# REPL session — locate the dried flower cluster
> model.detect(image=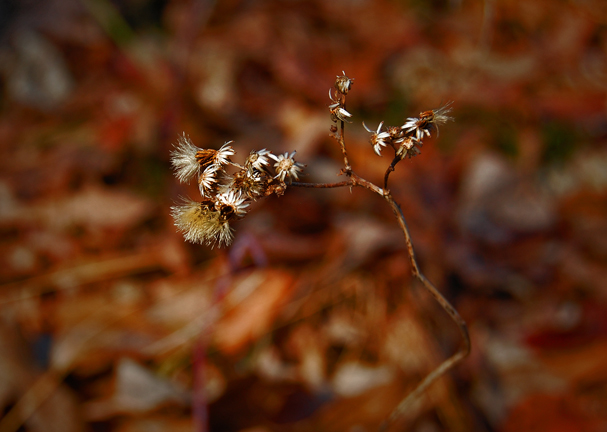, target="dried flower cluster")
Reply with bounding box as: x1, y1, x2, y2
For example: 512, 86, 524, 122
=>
170, 135, 304, 247
171, 71, 452, 249
329, 71, 354, 123
362, 102, 453, 159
